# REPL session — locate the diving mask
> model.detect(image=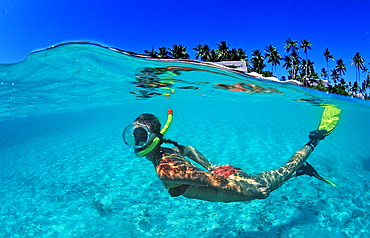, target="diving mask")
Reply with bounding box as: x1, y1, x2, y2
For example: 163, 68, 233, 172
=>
123, 109, 173, 157
122, 123, 157, 149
